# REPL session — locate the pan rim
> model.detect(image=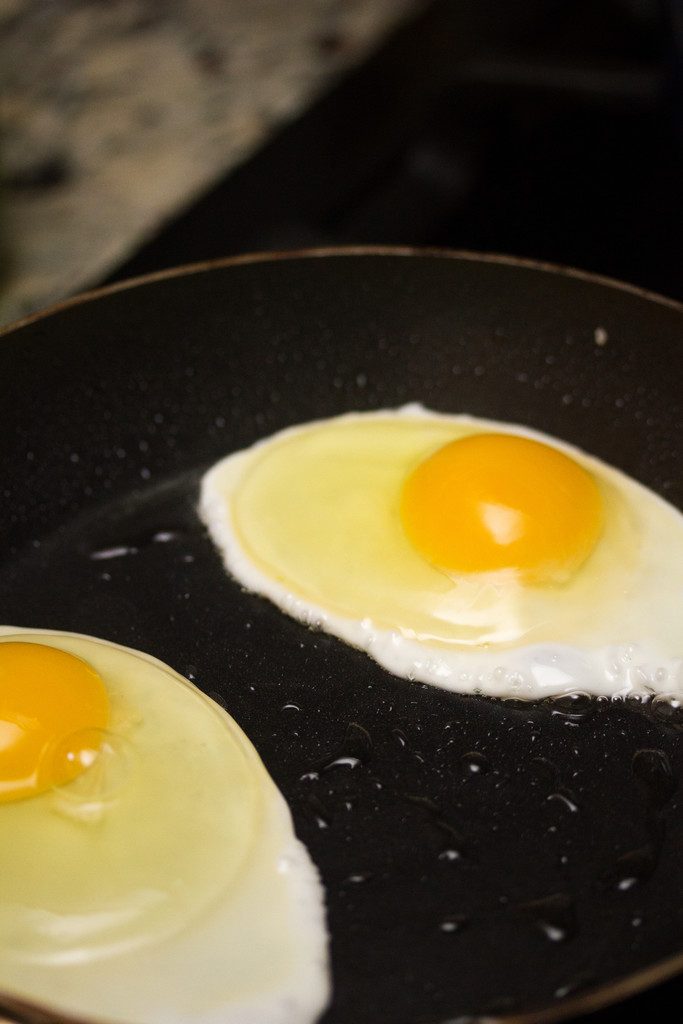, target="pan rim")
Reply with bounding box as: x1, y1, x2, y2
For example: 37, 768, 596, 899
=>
1, 244, 681, 341
1, 910, 682, 1023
